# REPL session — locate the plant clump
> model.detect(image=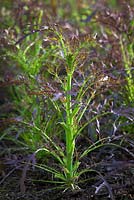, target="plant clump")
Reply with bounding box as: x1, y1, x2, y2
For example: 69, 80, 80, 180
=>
0, 1, 134, 200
